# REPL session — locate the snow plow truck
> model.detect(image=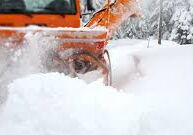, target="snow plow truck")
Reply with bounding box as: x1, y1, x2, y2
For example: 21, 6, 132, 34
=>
0, 0, 139, 86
